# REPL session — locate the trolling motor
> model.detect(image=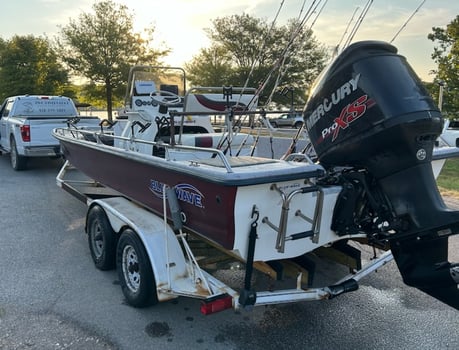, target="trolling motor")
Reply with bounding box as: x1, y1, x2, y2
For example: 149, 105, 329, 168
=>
304, 41, 459, 310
